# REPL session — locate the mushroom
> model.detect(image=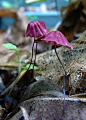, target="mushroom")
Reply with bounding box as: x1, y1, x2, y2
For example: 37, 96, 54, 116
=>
26, 21, 47, 72
26, 21, 73, 117
35, 31, 73, 116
